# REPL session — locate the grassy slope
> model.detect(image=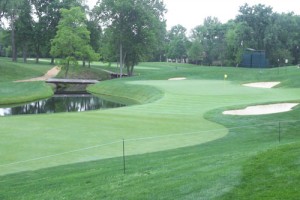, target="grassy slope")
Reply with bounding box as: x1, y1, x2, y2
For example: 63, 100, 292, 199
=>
0, 58, 53, 82
0, 62, 300, 199
0, 58, 54, 105
220, 142, 300, 200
